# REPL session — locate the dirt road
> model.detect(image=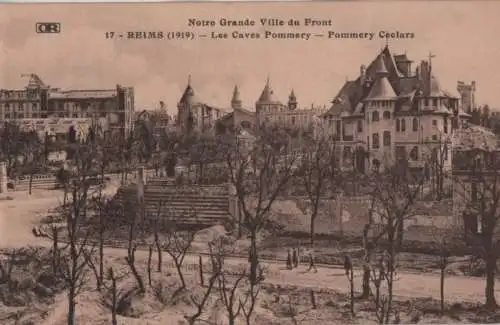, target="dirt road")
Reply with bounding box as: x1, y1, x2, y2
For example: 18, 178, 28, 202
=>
0, 187, 497, 306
